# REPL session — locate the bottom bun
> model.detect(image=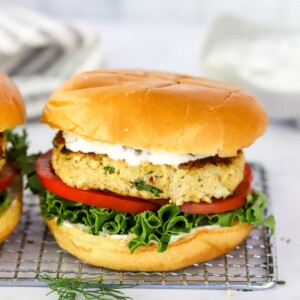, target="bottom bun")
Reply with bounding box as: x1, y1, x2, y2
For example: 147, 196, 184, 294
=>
0, 177, 23, 244
47, 218, 253, 271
